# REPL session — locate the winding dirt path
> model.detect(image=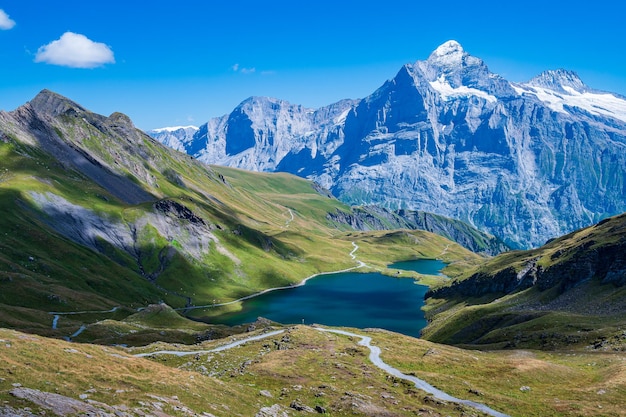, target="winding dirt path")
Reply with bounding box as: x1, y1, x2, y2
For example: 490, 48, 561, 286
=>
49, 306, 120, 316
133, 329, 286, 358
49, 307, 120, 333
316, 328, 510, 417
284, 209, 294, 227
135, 326, 510, 417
